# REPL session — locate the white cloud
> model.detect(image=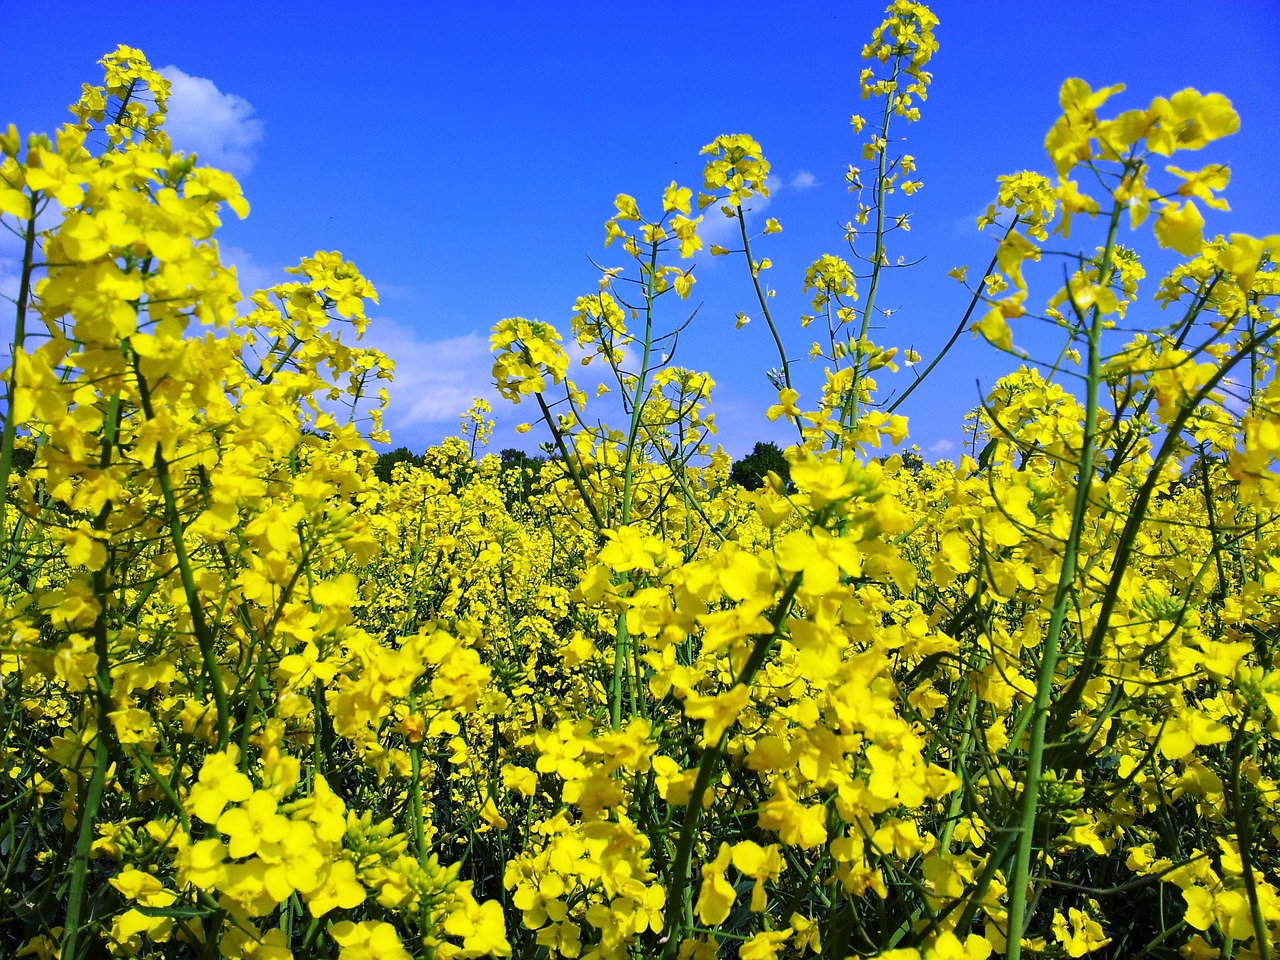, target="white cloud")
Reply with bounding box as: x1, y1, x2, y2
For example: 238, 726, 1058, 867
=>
358, 318, 496, 433
219, 244, 278, 298
790, 170, 818, 190
159, 66, 263, 175
954, 206, 993, 240
928, 438, 957, 456
697, 174, 782, 250
0, 243, 22, 306
758, 174, 782, 211
696, 206, 742, 250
